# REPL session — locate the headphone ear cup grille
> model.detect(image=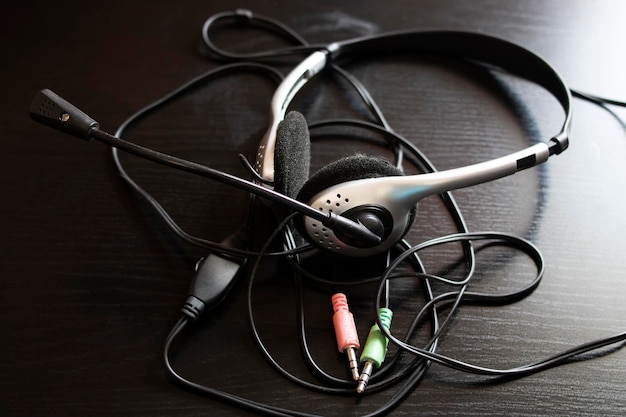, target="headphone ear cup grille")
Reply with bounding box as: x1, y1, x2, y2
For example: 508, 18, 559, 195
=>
274, 111, 311, 199
296, 154, 418, 247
